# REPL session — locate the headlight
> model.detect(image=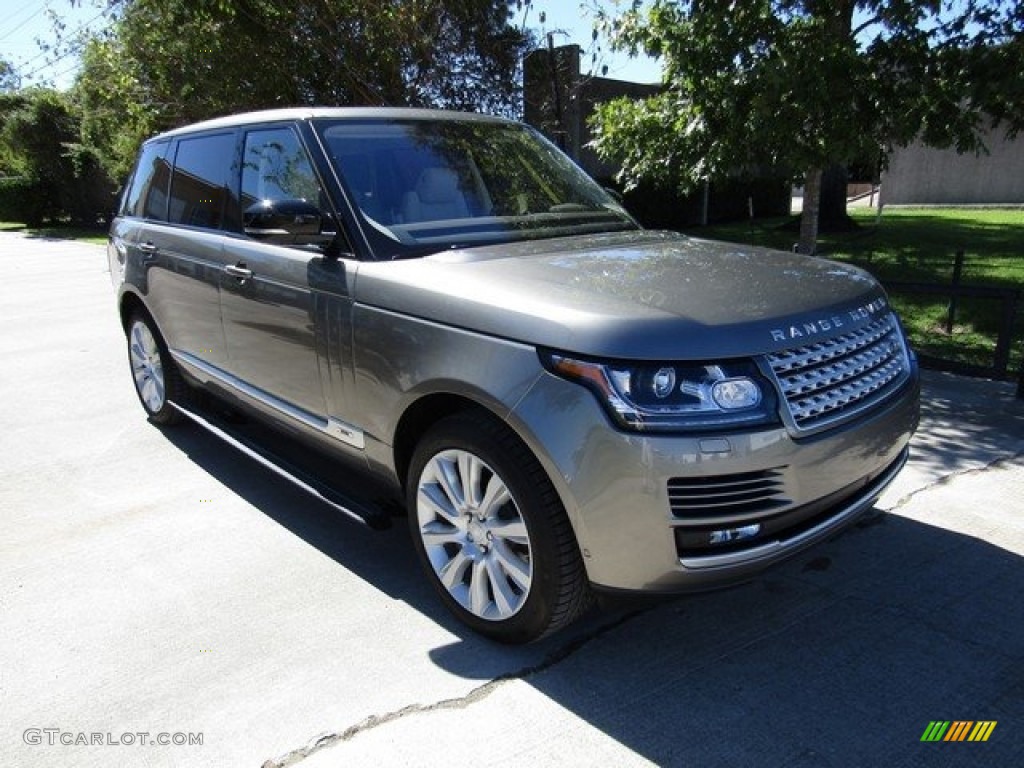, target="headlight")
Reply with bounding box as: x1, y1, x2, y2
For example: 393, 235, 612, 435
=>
542, 352, 780, 433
